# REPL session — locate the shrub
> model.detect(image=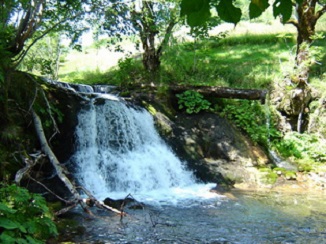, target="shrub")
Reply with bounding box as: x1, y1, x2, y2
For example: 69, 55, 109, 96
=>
0, 184, 58, 243
176, 90, 211, 114
219, 100, 280, 147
